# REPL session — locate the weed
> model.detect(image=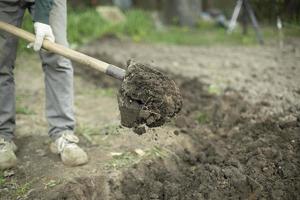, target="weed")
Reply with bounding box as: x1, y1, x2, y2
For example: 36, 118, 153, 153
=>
208, 84, 221, 95
76, 123, 120, 145
15, 181, 32, 198
16, 106, 35, 115
121, 9, 153, 42
105, 146, 172, 169
76, 124, 99, 143
19, 11, 34, 52
44, 179, 61, 189
196, 112, 208, 124
105, 152, 140, 169
0, 171, 5, 186
145, 145, 168, 159
16, 95, 35, 115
